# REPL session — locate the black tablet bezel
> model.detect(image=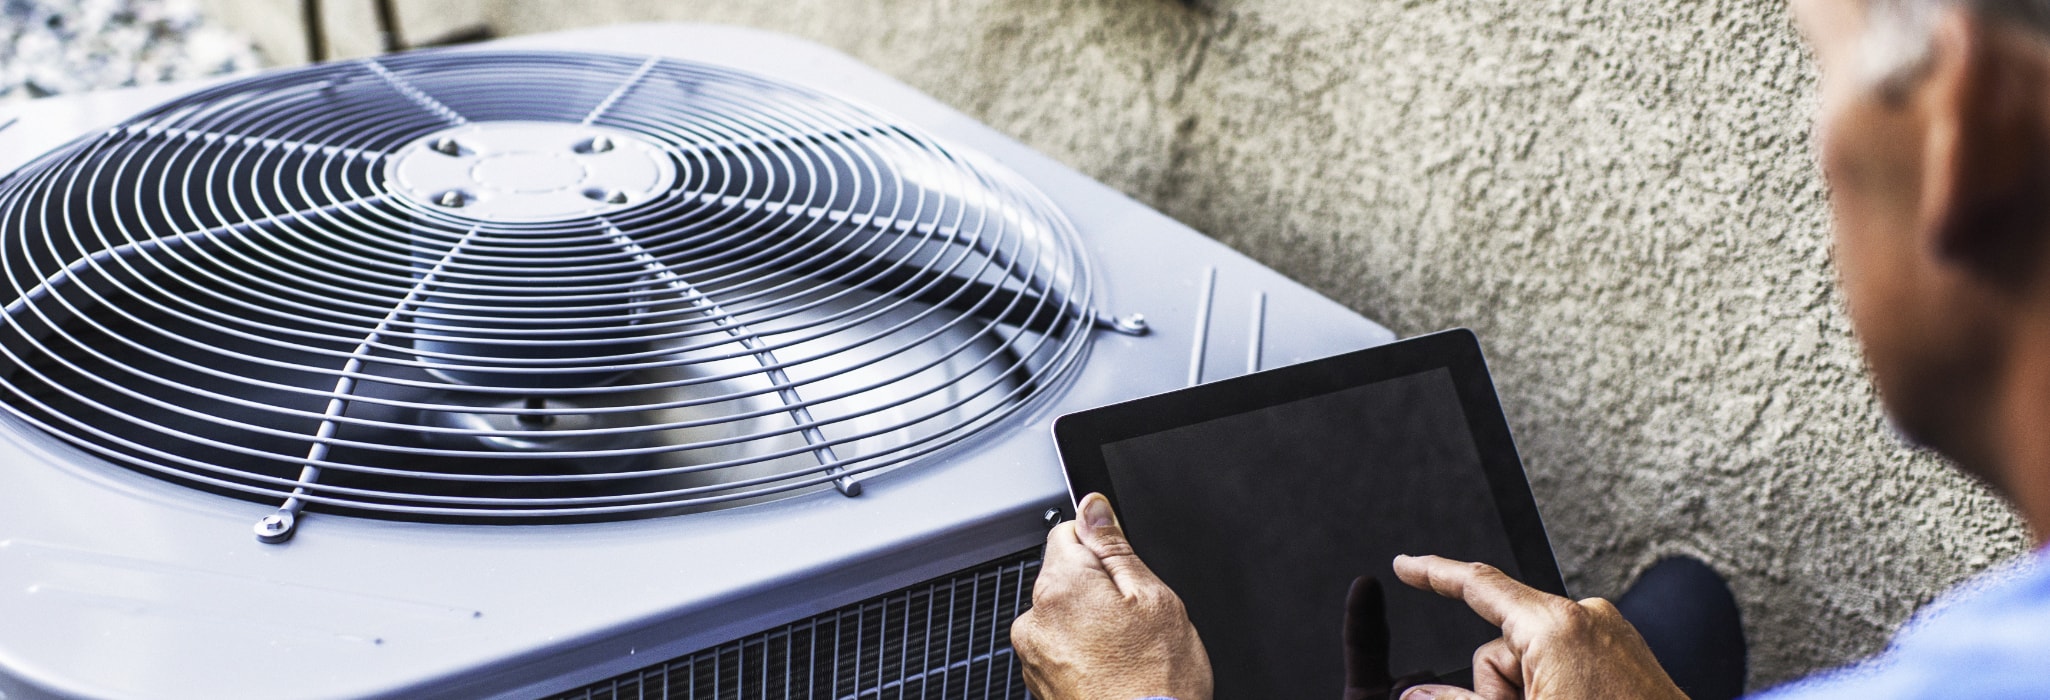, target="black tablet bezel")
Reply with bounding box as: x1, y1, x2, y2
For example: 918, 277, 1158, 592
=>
1052, 327, 1567, 600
